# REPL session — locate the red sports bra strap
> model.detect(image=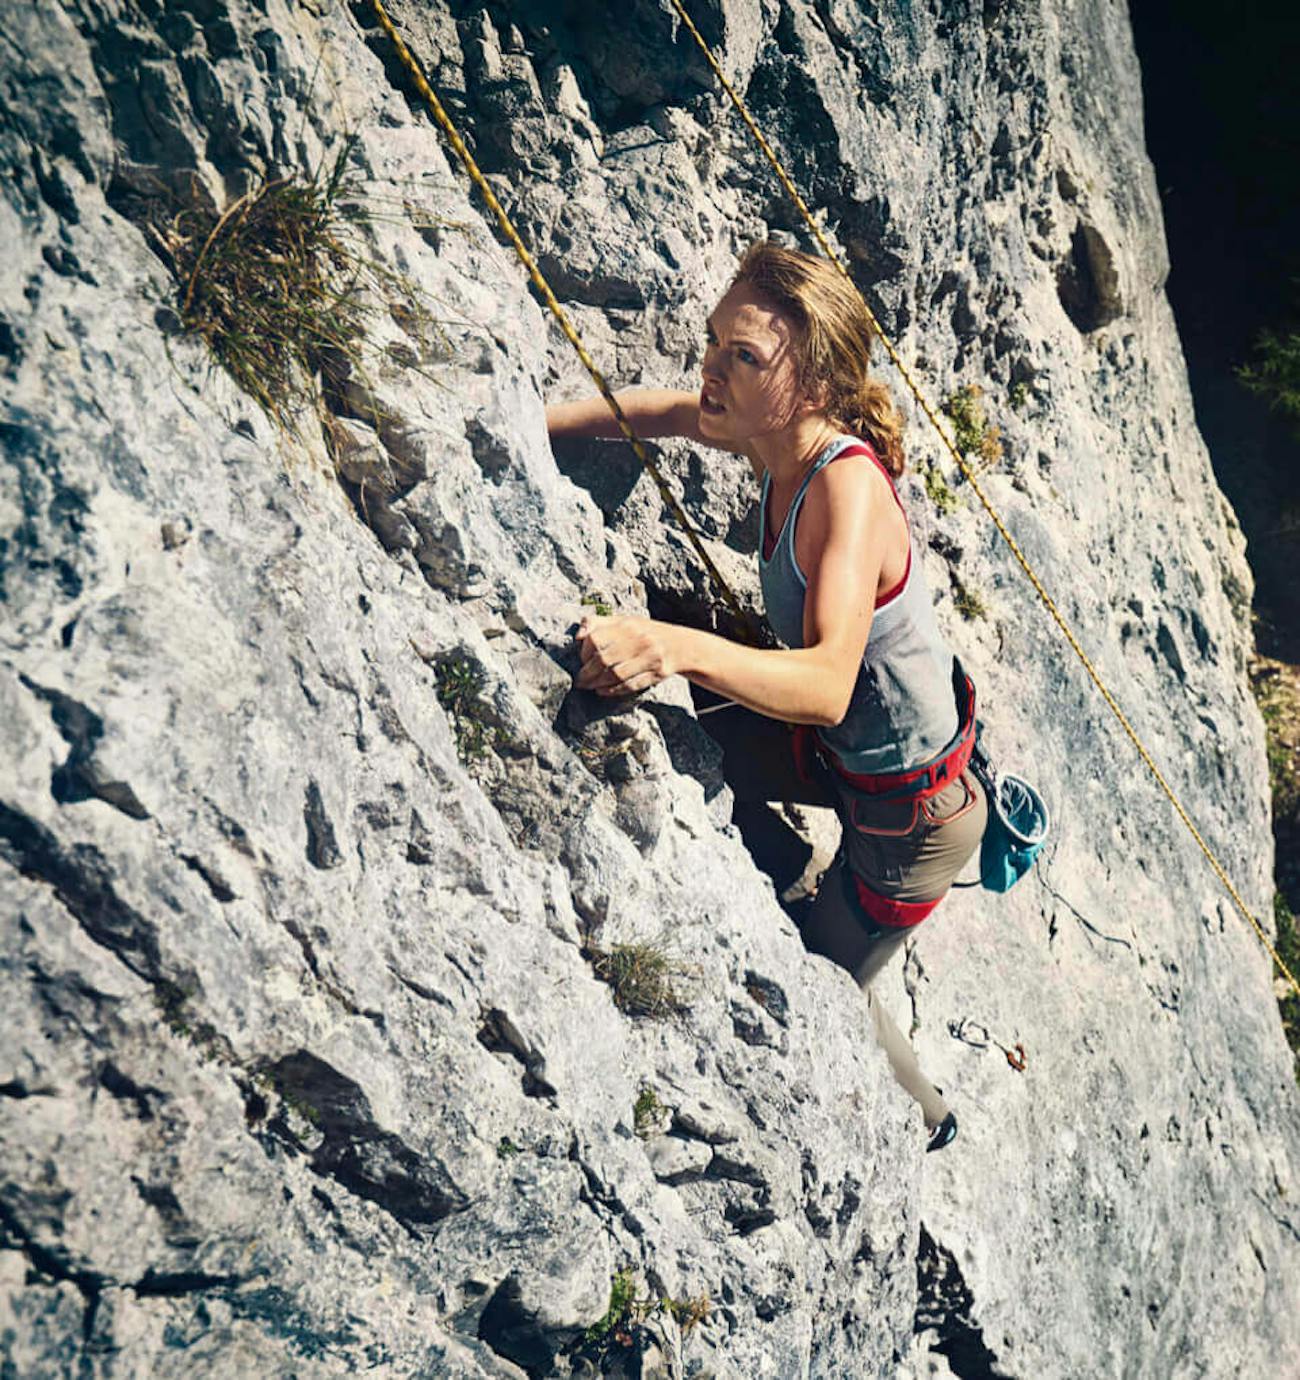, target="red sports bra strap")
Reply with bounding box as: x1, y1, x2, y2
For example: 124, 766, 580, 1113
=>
827, 441, 906, 518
